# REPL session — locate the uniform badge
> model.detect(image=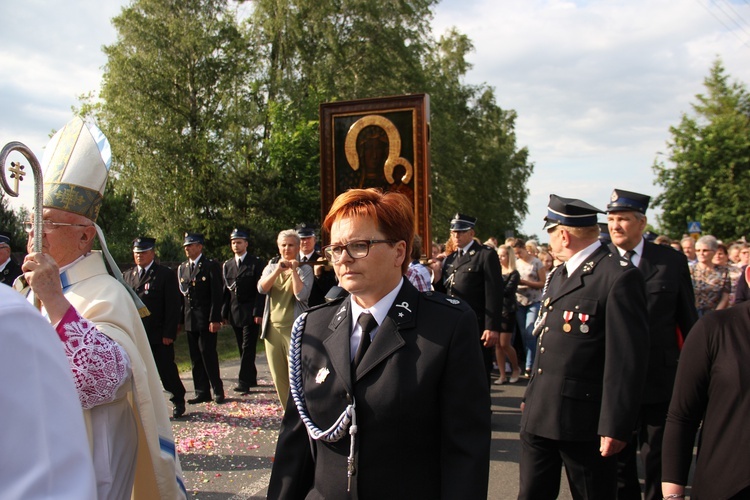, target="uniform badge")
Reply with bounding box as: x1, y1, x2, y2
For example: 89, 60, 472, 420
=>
315, 367, 330, 384
619, 260, 628, 267
582, 261, 595, 273
446, 298, 460, 304
395, 301, 412, 313
469, 250, 476, 256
